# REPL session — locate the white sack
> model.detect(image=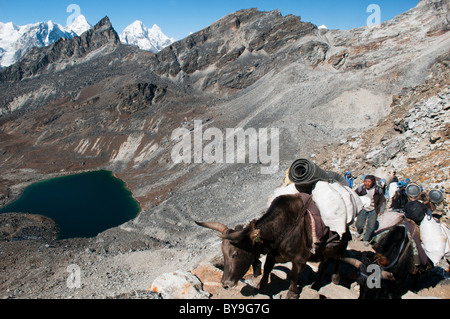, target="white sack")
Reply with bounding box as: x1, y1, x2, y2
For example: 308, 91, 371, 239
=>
329, 183, 361, 225
388, 182, 399, 199
267, 183, 298, 208
268, 181, 362, 237
420, 216, 448, 265
312, 181, 348, 237
377, 210, 404, 231
440, 223, 450, 258
329, 182, 353, 224
347, 186, 364, 219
